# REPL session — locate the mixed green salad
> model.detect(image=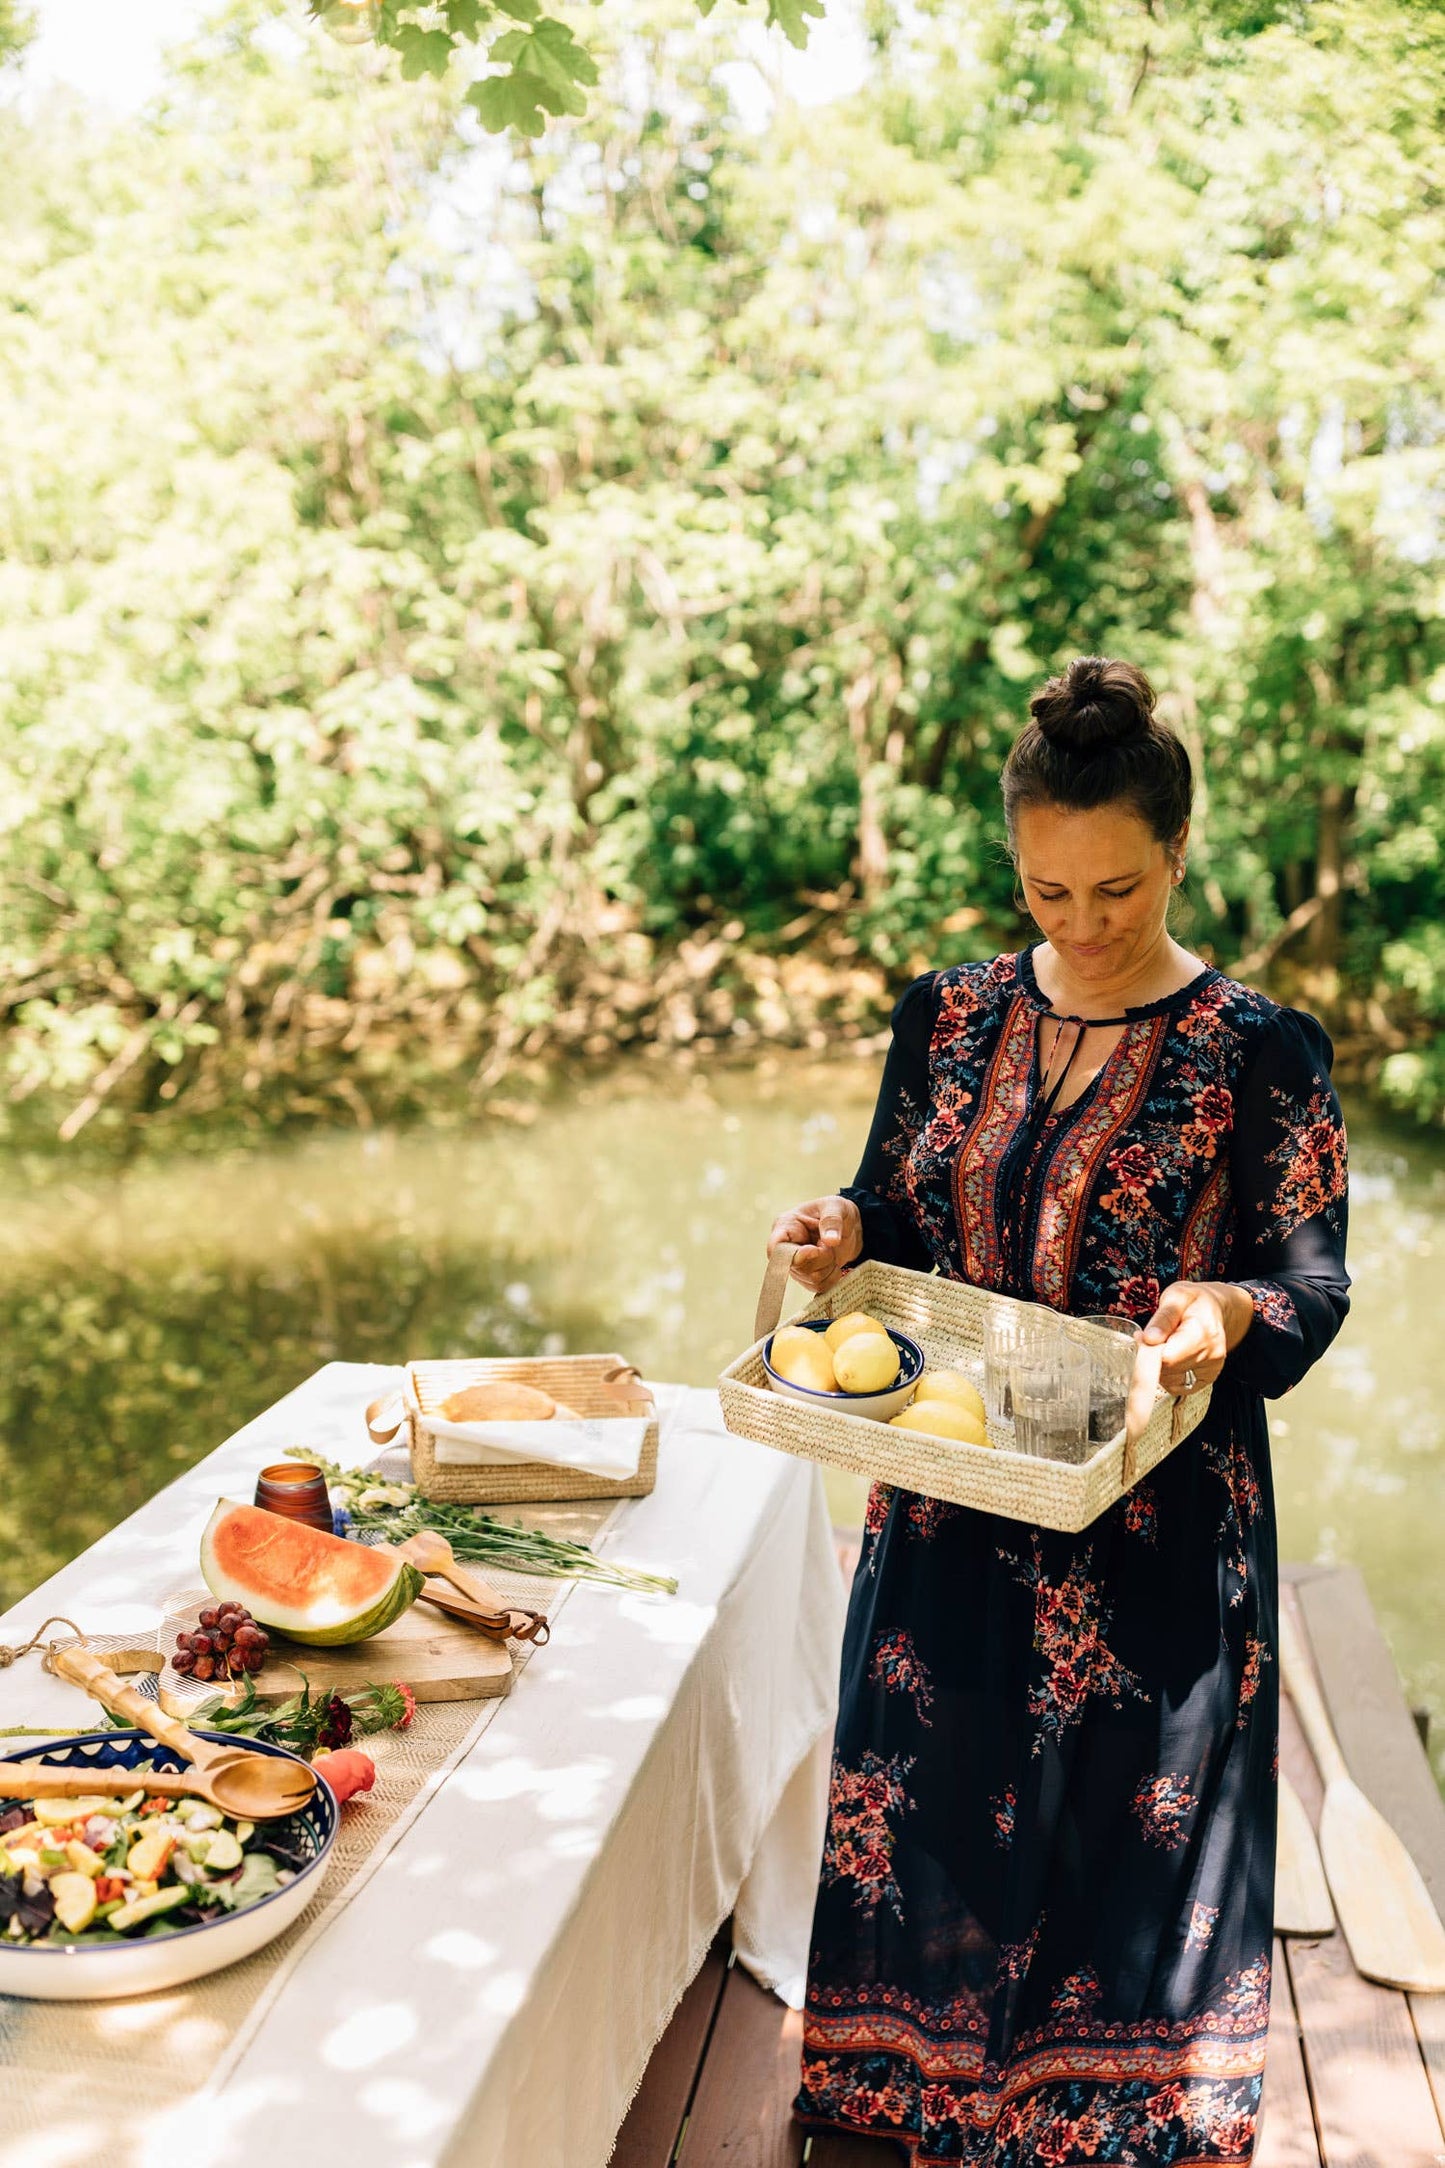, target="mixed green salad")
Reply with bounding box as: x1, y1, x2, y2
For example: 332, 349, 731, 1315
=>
0, 1770, 309, 1944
